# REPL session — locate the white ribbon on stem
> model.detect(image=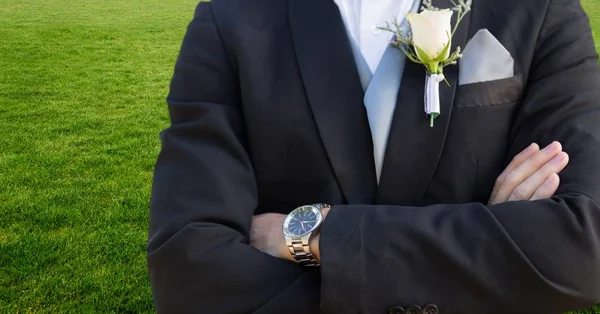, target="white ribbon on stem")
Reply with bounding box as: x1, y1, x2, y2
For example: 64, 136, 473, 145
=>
424, 73, 445, 127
